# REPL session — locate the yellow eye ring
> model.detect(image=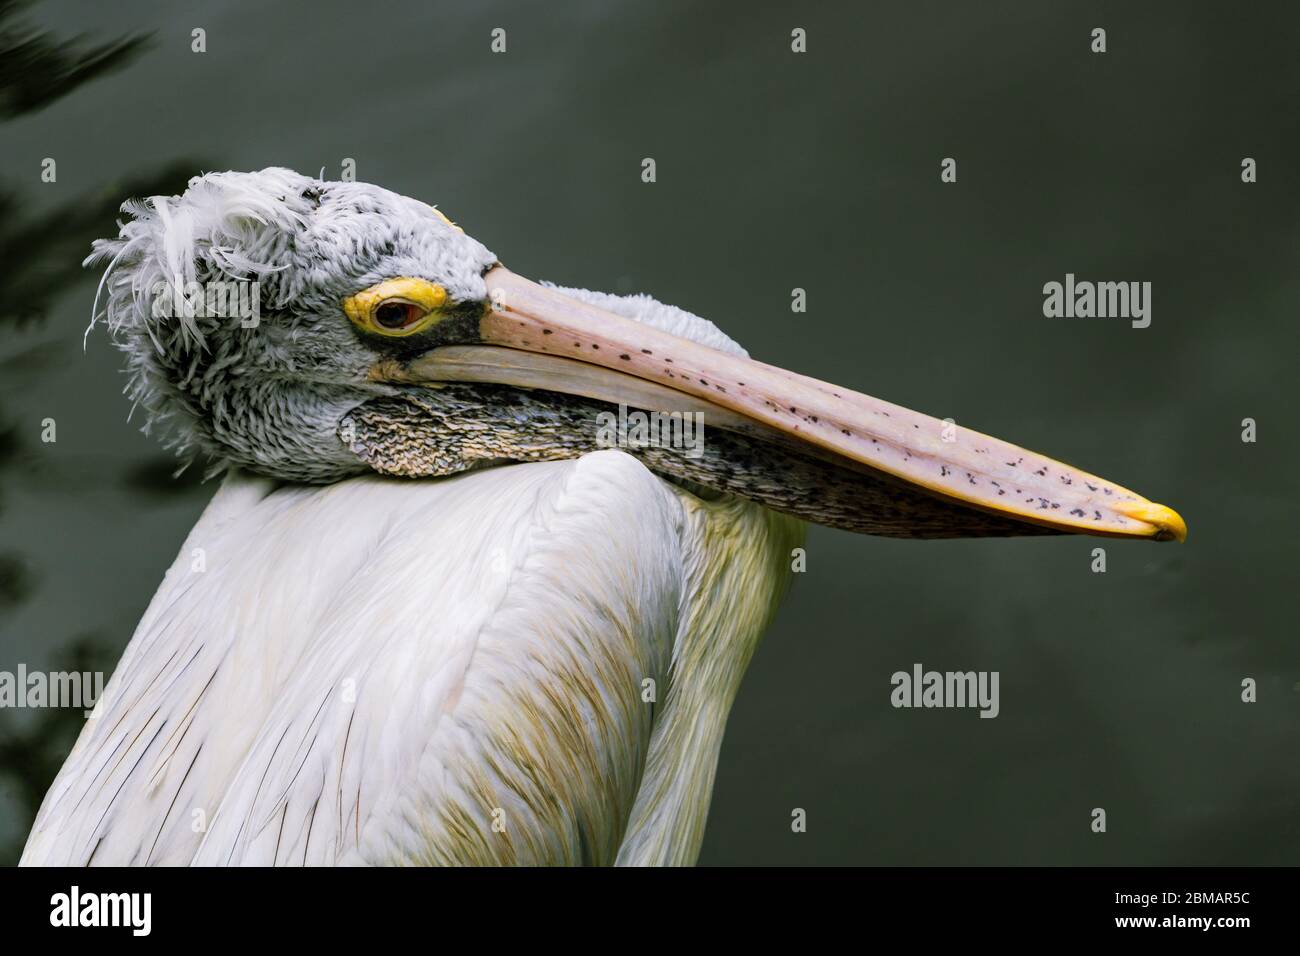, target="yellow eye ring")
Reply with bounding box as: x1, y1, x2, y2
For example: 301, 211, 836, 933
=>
343, 277, 448, 336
